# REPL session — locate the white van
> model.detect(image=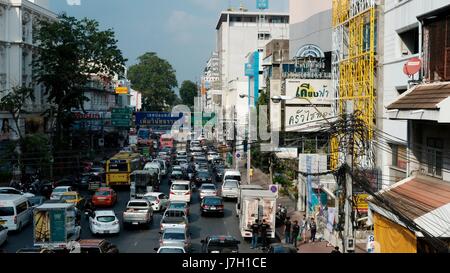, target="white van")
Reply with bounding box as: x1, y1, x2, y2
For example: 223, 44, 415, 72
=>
0, 194, 32, 232
144, 162, 162, 181
169, 181, 191, 203
223, 170, 242, 184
